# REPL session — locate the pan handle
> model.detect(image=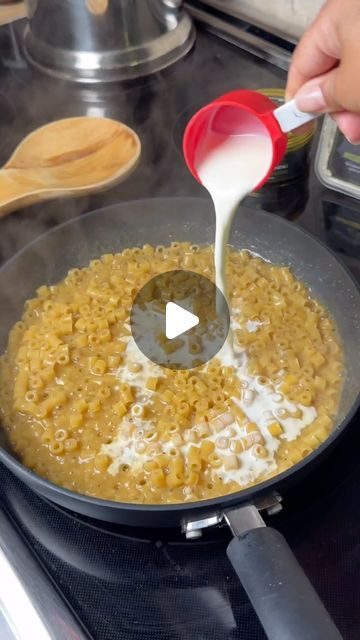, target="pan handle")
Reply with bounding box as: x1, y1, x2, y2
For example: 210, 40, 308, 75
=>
225, 506, 343, 640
